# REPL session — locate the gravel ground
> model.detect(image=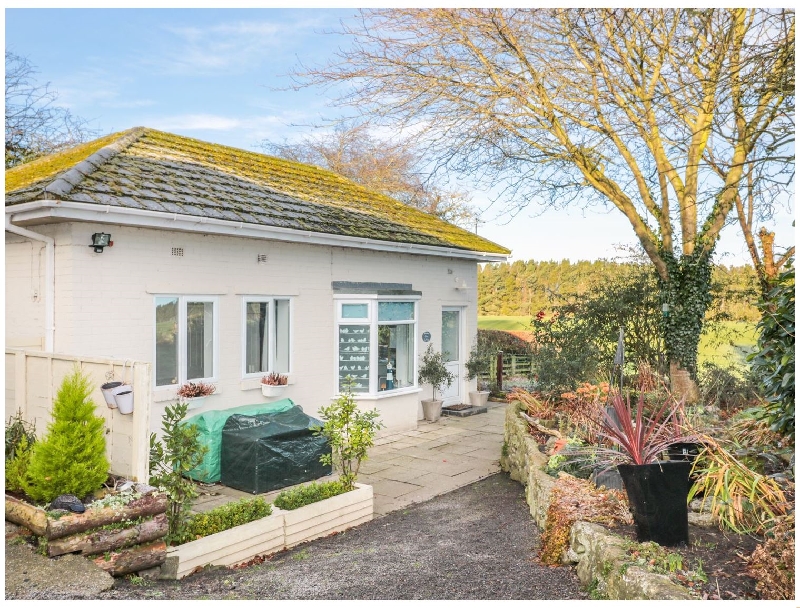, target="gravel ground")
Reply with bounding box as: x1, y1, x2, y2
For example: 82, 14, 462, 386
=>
44, 473, 586, 601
